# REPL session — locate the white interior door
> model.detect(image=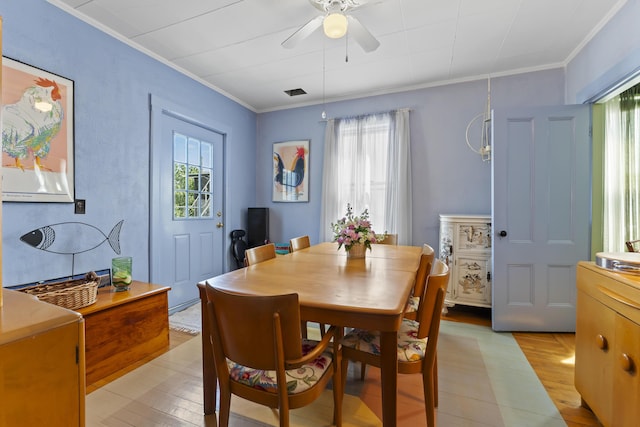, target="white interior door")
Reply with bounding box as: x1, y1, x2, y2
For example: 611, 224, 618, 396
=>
491, 105, 591, 331
150, 97, 225, 310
